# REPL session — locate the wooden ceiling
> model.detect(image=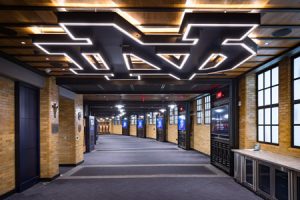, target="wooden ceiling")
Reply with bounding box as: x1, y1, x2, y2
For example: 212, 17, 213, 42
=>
0, 0, 300, 79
